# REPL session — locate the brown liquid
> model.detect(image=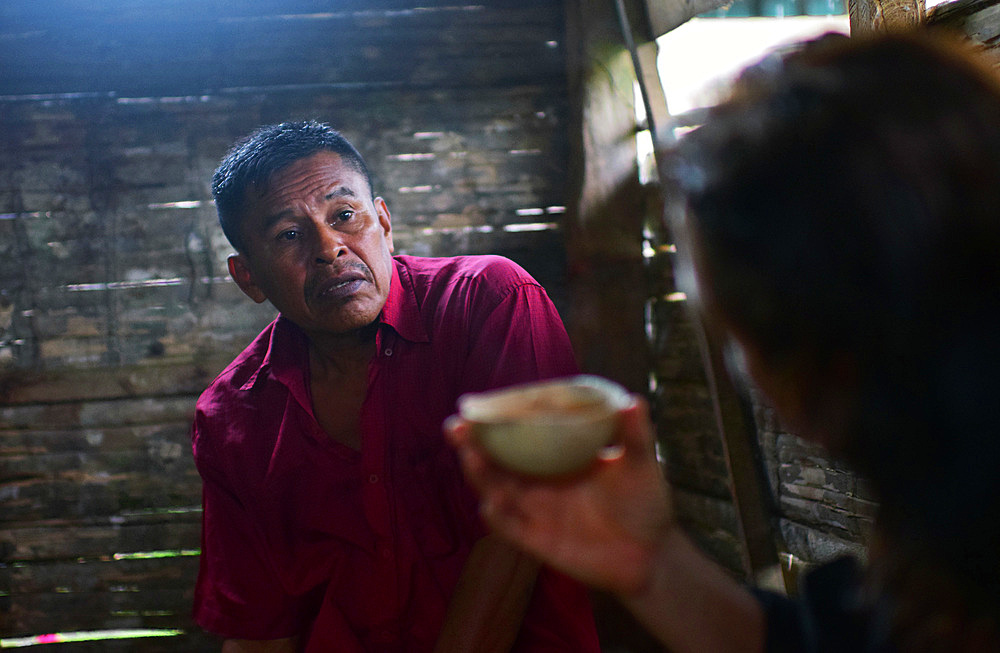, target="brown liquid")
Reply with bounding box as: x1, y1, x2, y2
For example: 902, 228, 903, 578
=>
505, 391, 604, 420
